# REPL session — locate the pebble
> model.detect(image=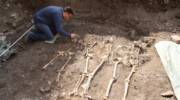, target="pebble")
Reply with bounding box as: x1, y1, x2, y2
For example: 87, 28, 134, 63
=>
171, 35, 180, 44
161, 90, 174, 97
39, 86, 51, 93
0, 35, 6, 41
59, 92, 66, 97
10, 13, 18, 19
